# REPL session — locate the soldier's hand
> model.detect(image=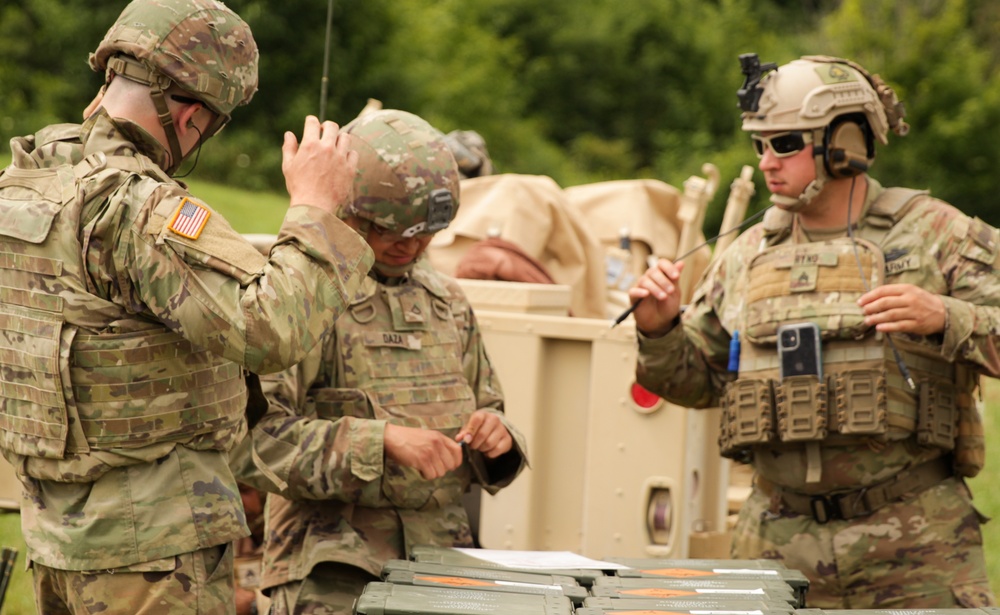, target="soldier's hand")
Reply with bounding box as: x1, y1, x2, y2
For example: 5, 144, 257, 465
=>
456, 410, 513, 459
384, 423, 463, 480
628, 259, 685, 337
858, 283, 946, 335
282, 115, 358, 215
